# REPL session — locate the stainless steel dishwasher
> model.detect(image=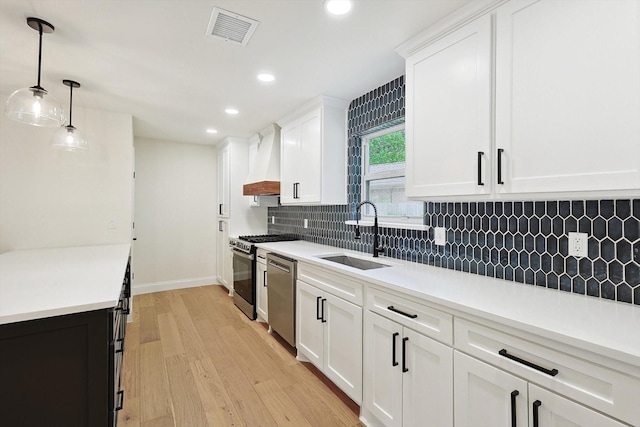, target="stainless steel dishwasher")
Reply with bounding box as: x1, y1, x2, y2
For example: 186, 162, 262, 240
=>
266, 252, 296, 347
